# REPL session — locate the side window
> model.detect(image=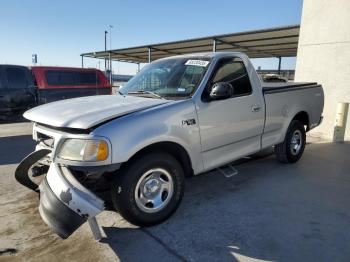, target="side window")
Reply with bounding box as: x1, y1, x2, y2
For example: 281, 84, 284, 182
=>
206, 58, 252, 98
46, 71, 101, 86
78, 72, 100, 85
45, 71, 67, 85
58, 72, 76, 85
6, 68, 28, 89
45, 71, 59, 85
